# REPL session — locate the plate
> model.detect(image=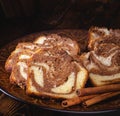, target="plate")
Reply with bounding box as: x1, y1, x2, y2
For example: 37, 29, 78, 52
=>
0, 29, 120, 114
